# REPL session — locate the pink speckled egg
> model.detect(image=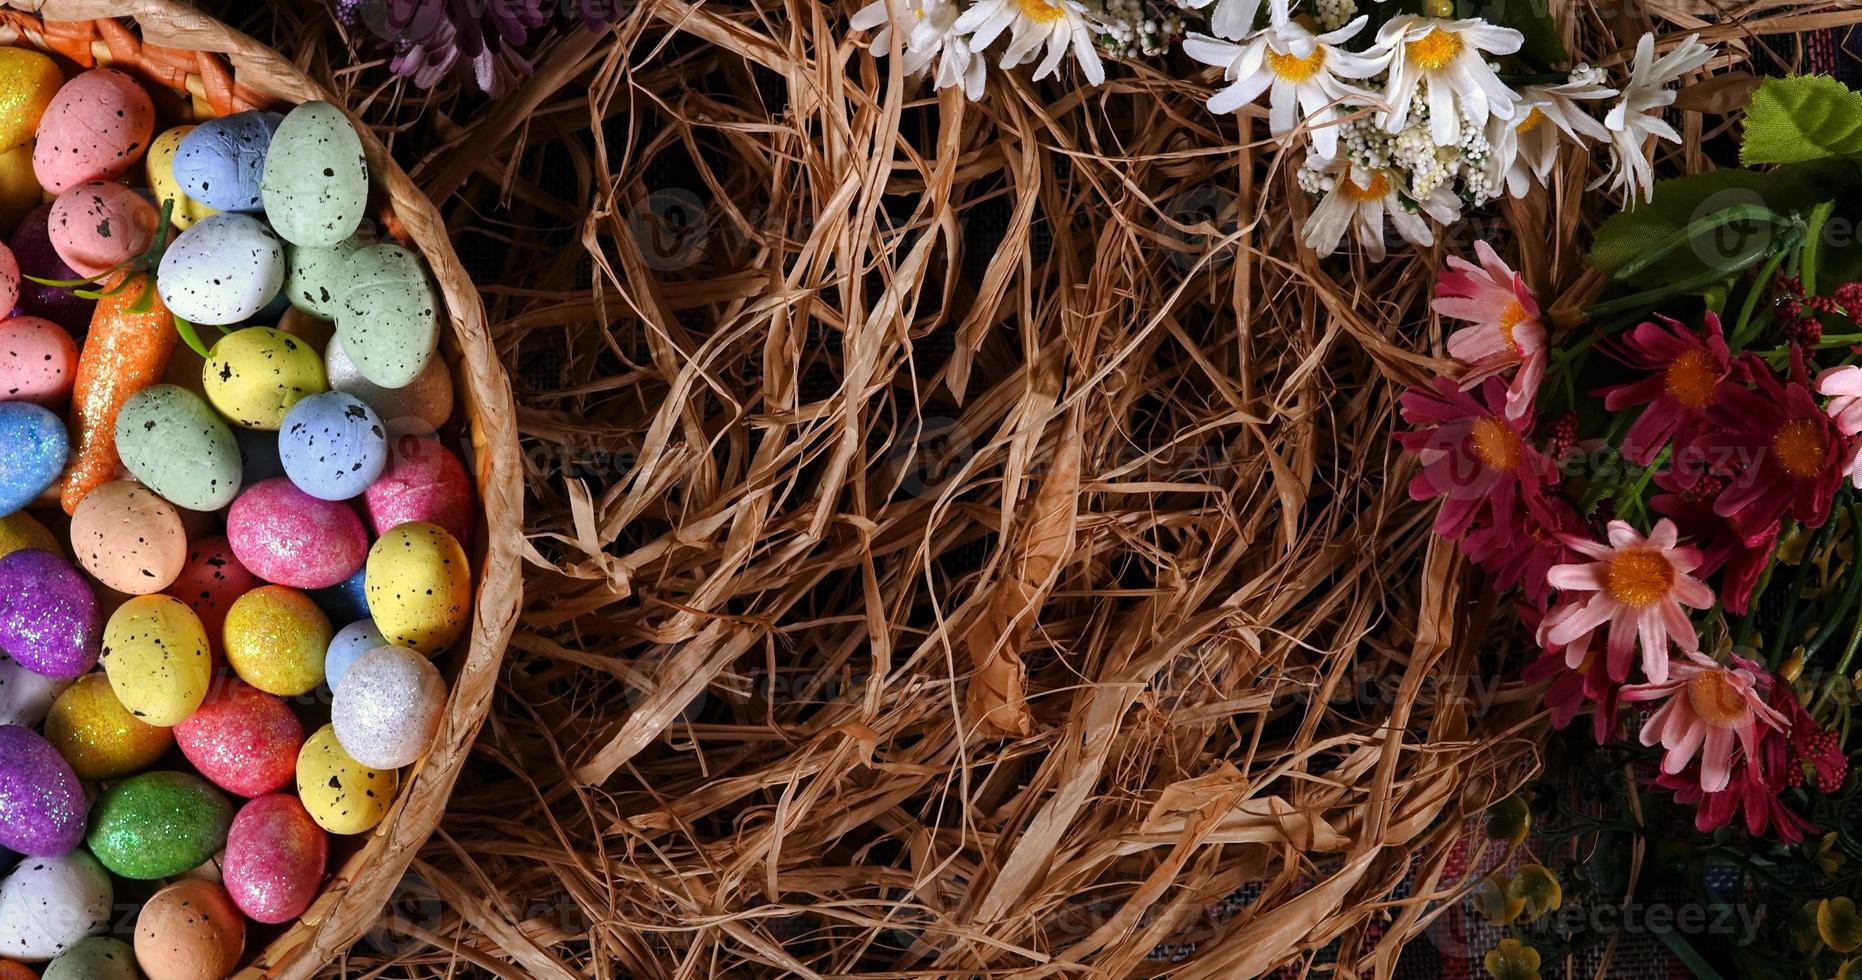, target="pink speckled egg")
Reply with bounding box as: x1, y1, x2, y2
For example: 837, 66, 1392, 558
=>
69, 481, 187, 594
0, 316, 77, 404
173, 680, 303, 798
226, 477, 366, 589
48, 182, 159, 278
0, 242, 19, 314
222, 793, 326, 924
363, 434, 475, 545
164, 537, 256, 642
32, 70, 154, 194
